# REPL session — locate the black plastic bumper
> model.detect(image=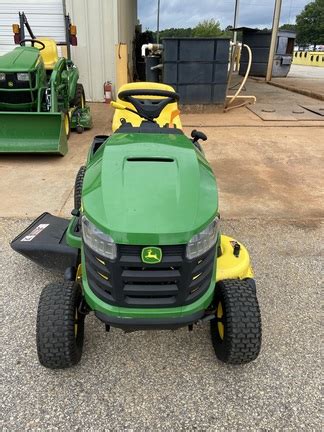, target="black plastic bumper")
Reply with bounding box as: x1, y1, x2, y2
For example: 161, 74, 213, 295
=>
95, 310, 206, 330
